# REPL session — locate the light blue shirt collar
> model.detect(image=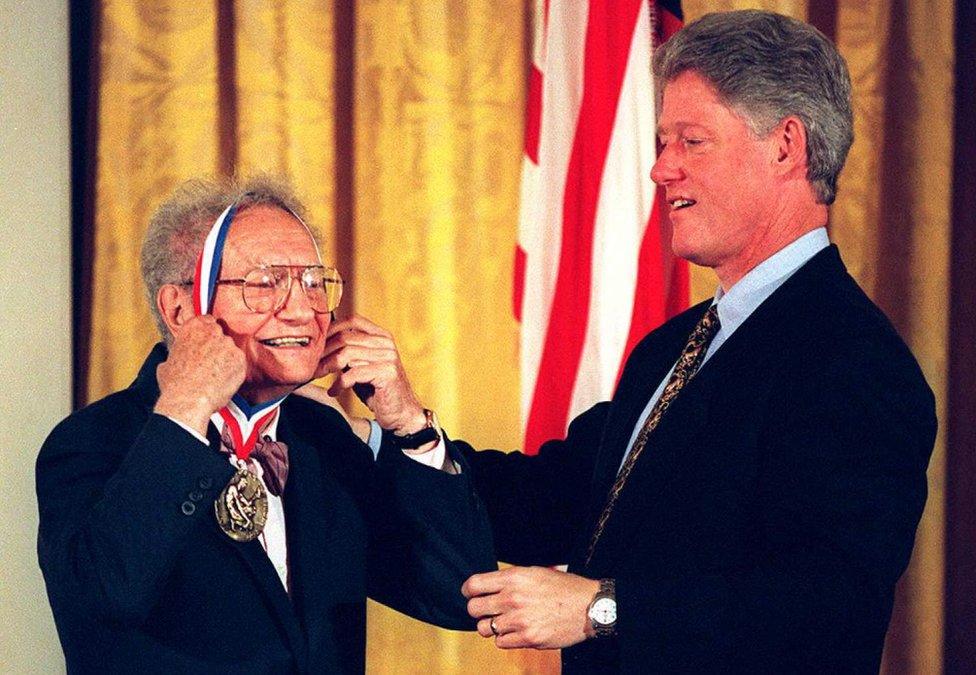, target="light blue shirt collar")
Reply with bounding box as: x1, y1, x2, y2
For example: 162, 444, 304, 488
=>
711, 228, 830, 336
